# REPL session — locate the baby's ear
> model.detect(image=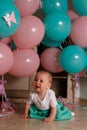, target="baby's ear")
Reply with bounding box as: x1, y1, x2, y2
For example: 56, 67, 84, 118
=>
48, 82, 52, 88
